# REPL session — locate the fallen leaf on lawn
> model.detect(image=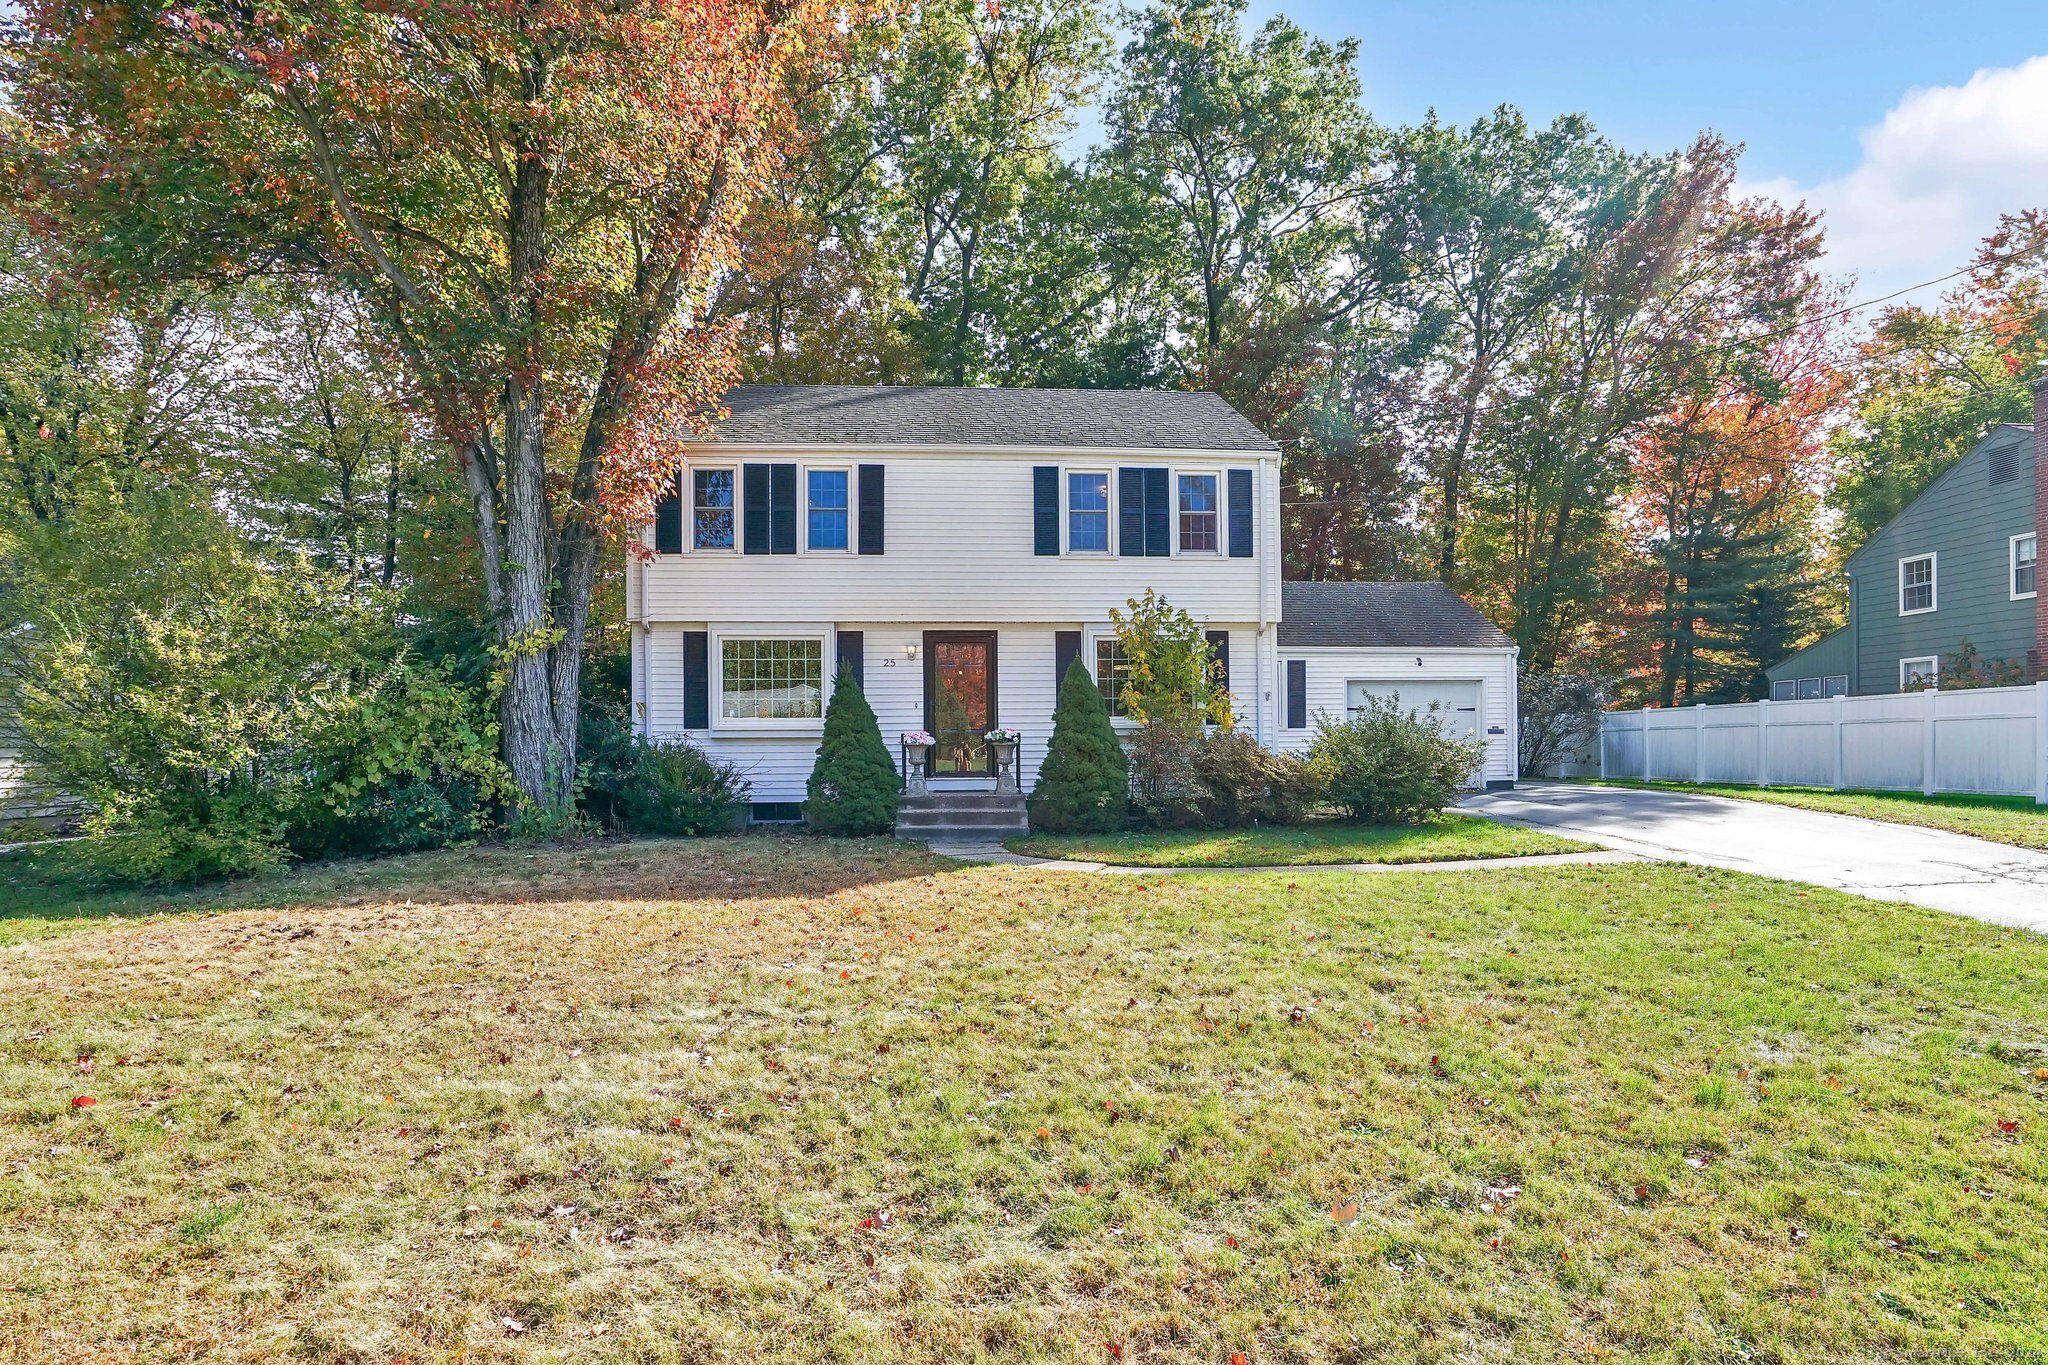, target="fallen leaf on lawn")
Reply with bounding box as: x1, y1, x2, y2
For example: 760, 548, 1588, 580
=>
1330, 1198, 1359, 1226
69, 1096, 96, 1110
503, 1318, 526, 1336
